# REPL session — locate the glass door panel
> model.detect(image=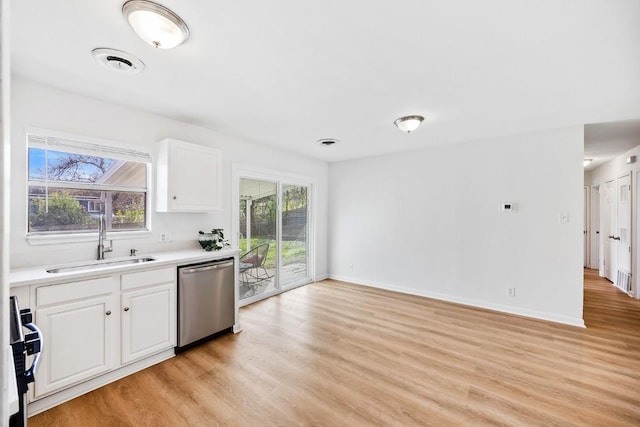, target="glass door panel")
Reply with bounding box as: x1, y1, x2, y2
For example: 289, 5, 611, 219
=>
281, 184, 309, 287
239, 178, 277, 300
